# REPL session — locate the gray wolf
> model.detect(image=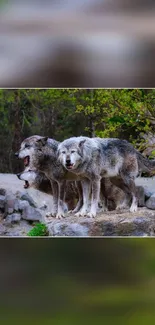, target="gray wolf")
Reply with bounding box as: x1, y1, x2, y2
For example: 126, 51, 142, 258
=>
15, 135, 83, 218
16, 135, 130, 218
17, 169, 81, 212
58, 136, 155, 217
